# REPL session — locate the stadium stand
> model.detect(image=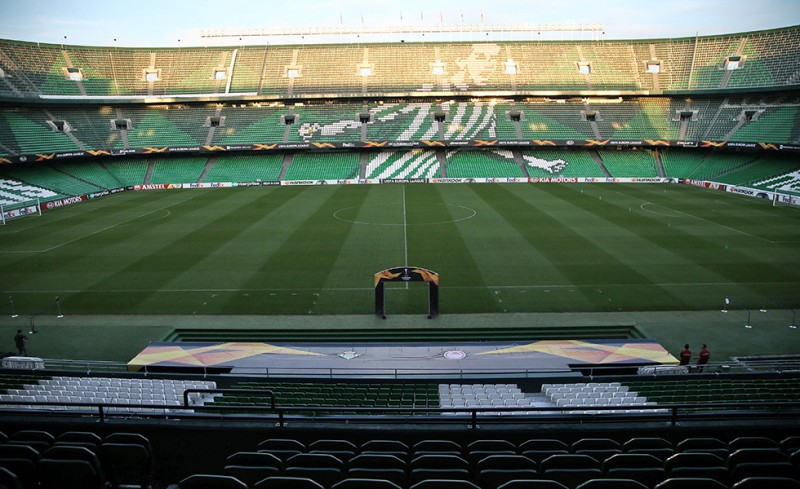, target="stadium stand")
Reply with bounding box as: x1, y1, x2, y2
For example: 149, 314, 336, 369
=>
2, 22, 800, 489
2, 25, 800, 99
597, 150, 659, 178
290, 103, 364, 143
54, 161, 124, 189
283, 153, 360, 180
0, 178, 59, 205
213, 105, 288, 145
2, 96, 800, 159
366, 150, 441, 179
522, 149, 606, 178
149, 157, 209, 185
202, 154, 284, 183
0, 164, 102, 197
445, 150, 524, 178
103, 158, 150, 186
